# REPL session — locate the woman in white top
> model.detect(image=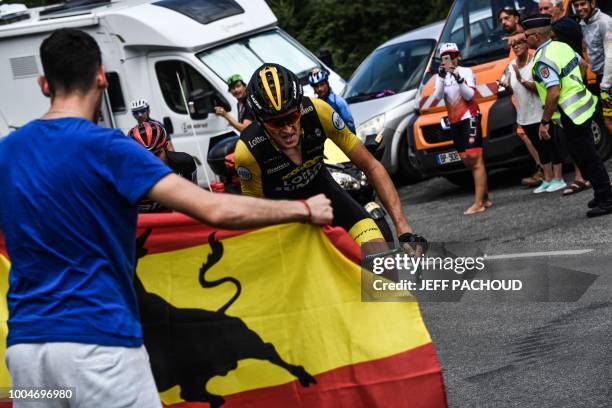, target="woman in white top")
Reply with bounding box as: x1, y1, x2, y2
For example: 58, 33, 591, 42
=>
434, 43, 491, 215
501, 35, 566, 194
